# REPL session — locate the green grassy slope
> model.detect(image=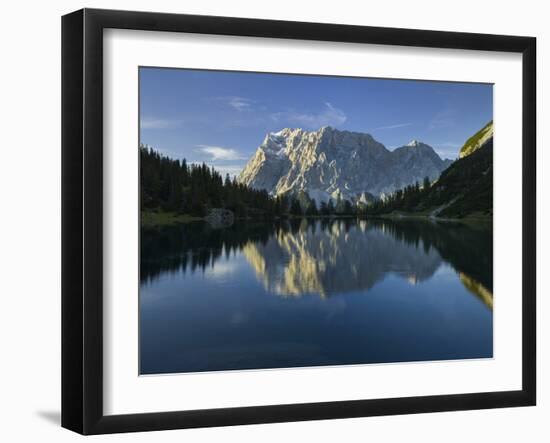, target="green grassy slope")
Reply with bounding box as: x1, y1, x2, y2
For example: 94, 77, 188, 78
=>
459, 120, 493, 158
